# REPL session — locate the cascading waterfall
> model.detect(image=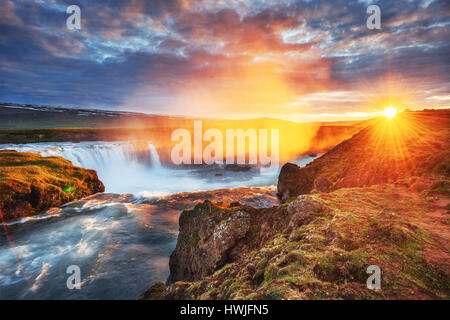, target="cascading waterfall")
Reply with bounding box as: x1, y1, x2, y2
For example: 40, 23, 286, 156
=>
147, 142, 161, 169
0, 141, 319, 194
